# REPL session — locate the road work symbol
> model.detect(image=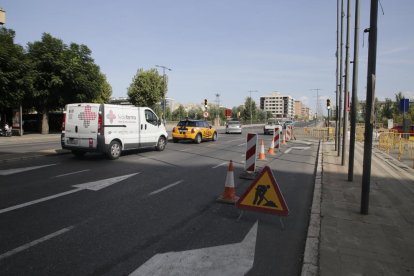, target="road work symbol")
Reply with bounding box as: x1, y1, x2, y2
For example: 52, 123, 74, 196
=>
236, 166, 289, 216
253, 185, 277, 207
